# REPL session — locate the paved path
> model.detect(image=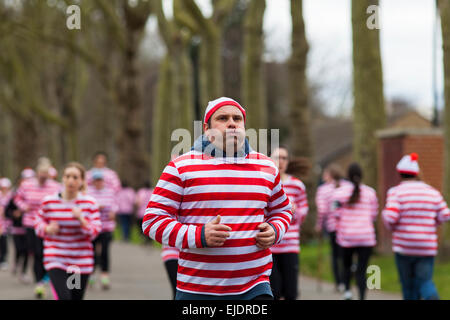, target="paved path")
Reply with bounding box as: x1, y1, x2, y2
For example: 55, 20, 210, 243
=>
0, 241, 400, 300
